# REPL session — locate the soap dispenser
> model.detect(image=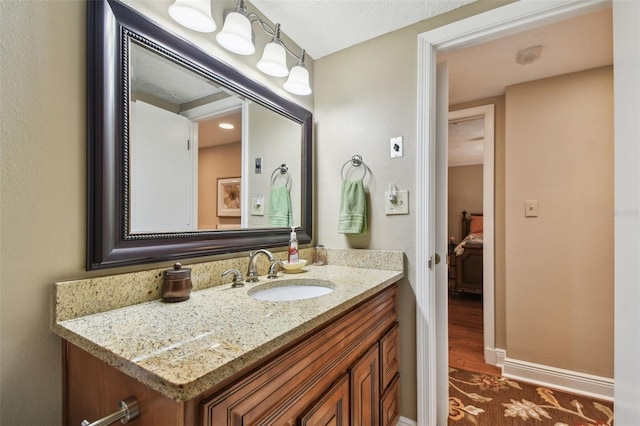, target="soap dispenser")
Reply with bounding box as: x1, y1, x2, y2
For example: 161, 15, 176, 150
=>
288, 226, 299, 264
